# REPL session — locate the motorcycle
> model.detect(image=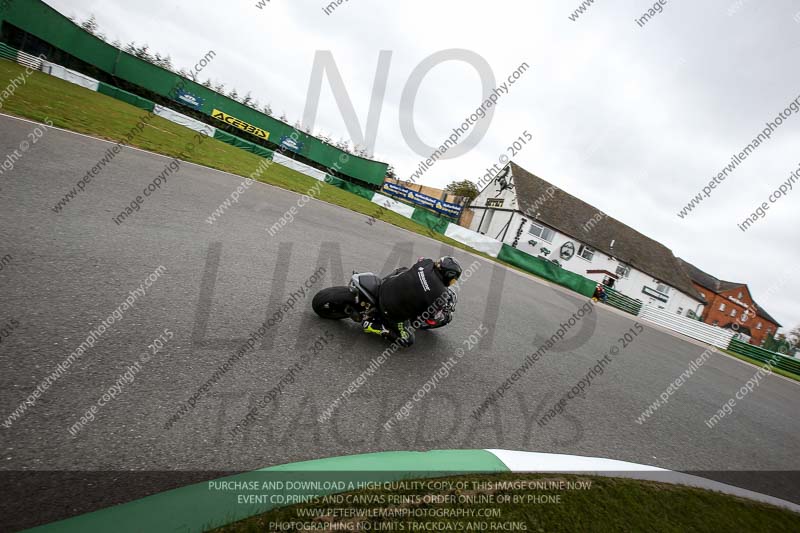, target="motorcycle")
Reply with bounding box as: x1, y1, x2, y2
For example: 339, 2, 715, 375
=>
312, 270, 457, 330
